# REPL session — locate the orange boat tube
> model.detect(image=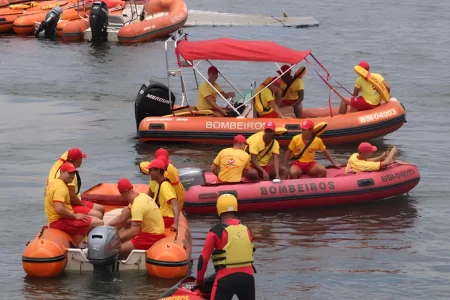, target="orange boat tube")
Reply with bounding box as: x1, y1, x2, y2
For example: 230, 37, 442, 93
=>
117, 0, 187, 44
